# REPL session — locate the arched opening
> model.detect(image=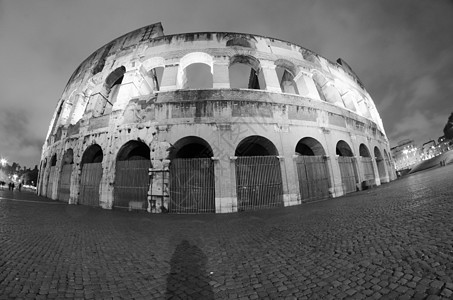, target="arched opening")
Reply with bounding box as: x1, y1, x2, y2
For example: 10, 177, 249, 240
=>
171, 136, 213, 159
79, 144, 103, 207
169, 137, 215, 213
374, 147, 387, 183
141, 57, 165, 93
46, 154, 58, 199
58, 149, 74, 202
235, 136, 278, 157
177, 52, 214, 90
181, 63, 213, 89
359, 143, 375, 188
295, 137, 330, 202
96, 66, 126, 115
114, 141, 151, 210
359, 144, 371, 157
336, 140, 354, 157
229, 55, 266, 90
295, 137, 326, 156
336, 140, 358, 194
226, 37, 255, 48
81, 144, 103, 165
149, 67, 164, 91
234, 136, 283, 211
275, 60, 299, 95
